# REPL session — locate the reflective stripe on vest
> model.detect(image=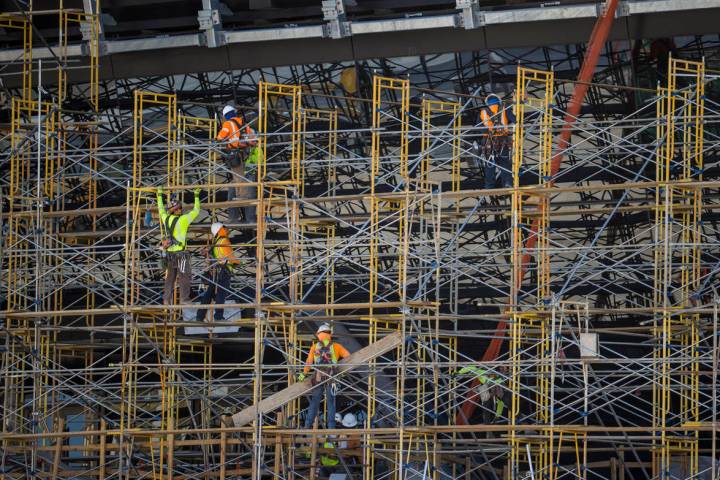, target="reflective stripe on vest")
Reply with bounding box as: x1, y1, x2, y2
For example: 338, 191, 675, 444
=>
495, 398, 505, 418
480, 108, 510, 136
224, 118, 254, 149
